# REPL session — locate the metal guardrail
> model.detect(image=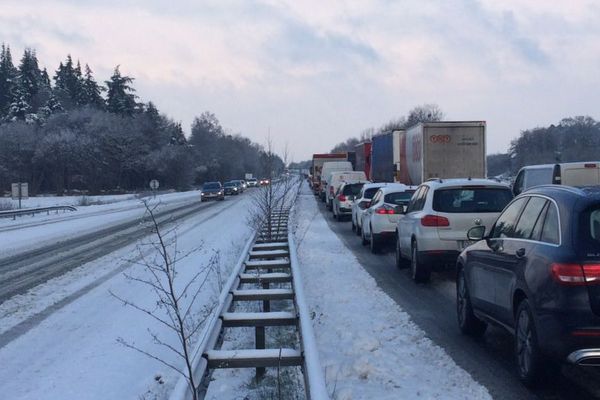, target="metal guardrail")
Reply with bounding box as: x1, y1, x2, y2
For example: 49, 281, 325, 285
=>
0, 205, 77, 220
169, 208, 329, 400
